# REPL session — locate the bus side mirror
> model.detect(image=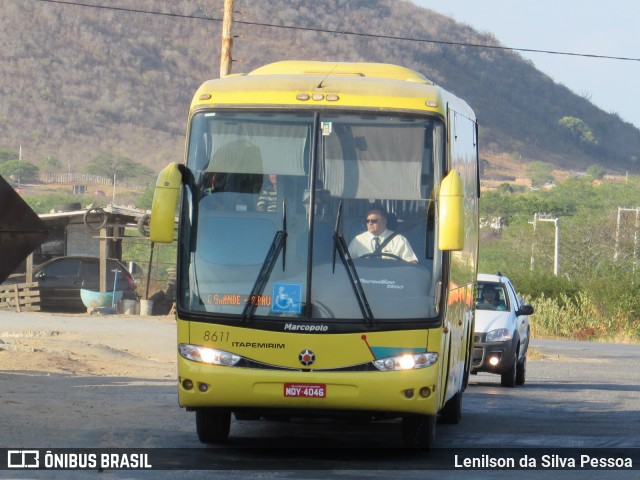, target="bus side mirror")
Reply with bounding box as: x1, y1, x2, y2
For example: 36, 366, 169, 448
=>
438, 170, 464, 251
150, 162, 183, 243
